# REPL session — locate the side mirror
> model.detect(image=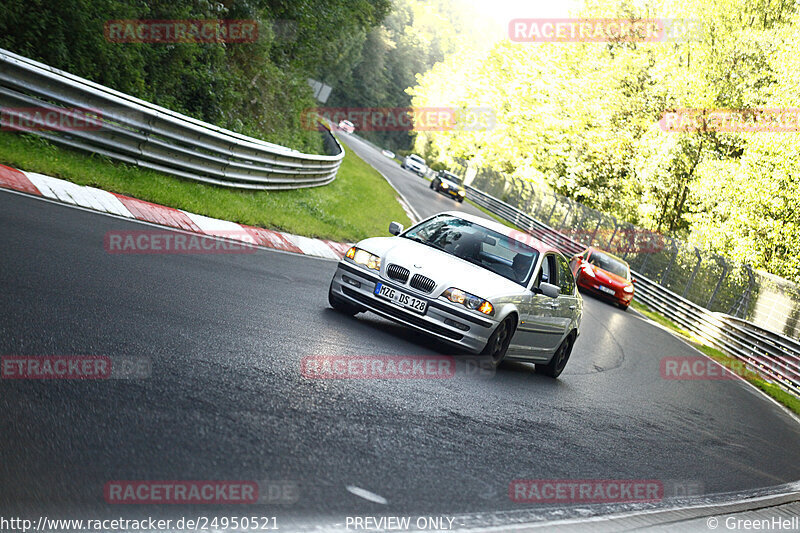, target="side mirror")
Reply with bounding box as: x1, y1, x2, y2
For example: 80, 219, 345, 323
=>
540, 282, 560, 299
389, 221, 404, 236
631, 278, 637, 284
575, 254, 584, 261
